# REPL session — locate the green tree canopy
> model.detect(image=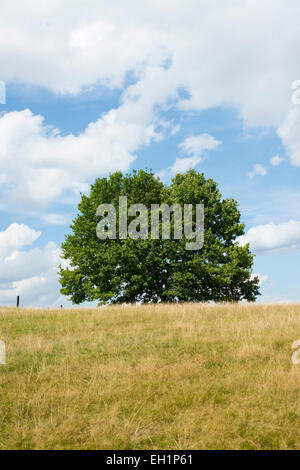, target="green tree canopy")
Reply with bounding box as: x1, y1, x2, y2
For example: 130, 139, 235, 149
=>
59, 169, 260, 304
